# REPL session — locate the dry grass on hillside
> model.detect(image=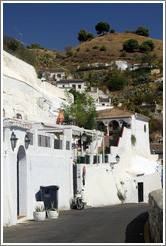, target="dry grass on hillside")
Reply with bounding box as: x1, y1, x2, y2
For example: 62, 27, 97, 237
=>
34, 33, 163, 70
56, 33, 163, 69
